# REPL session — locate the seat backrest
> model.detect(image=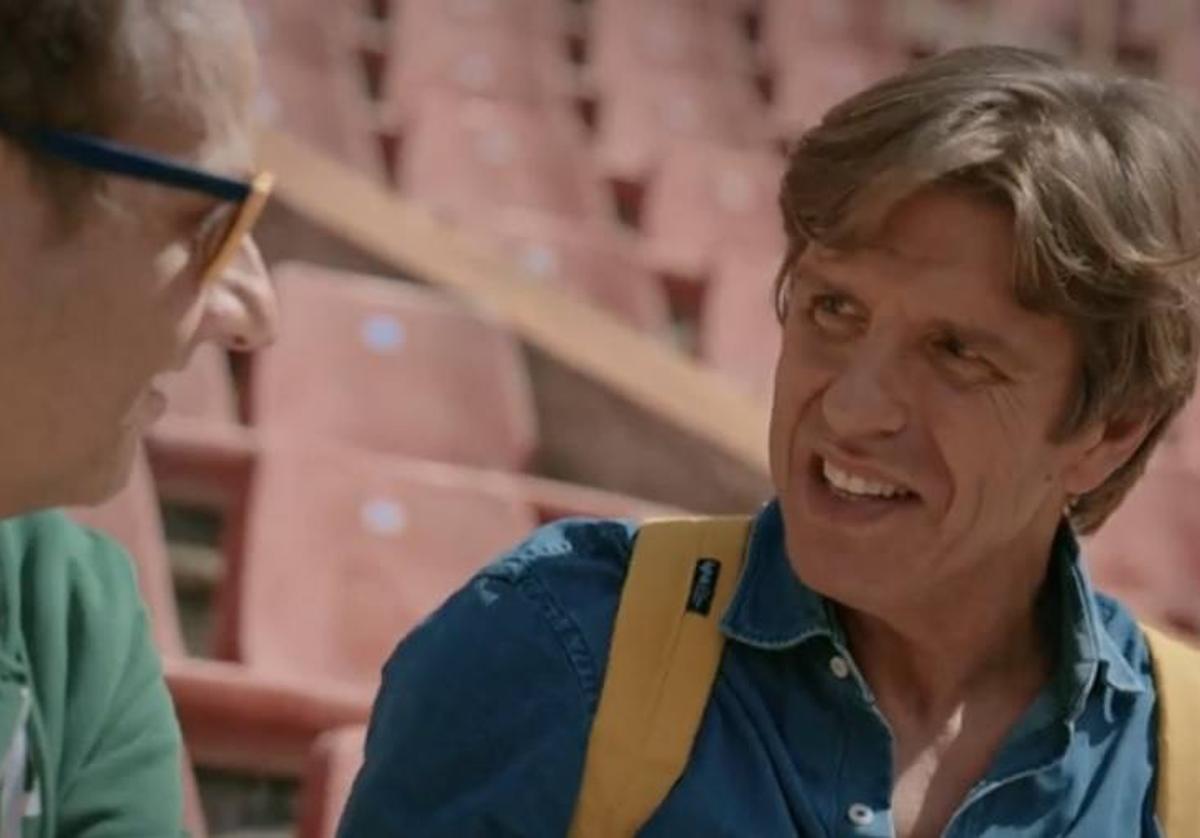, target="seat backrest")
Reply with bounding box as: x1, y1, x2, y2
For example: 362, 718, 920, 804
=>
253, 36, 385, 184
697, 248, 784, 402
399, 92, 609, 224
587, 0, 752, 83
1085, 462, 1200, 637
383, 0, 571, 114
156, 343, 239, 425
642, 141, 785, 281
594, 70, 770, 185
250, 262, 539, 471
296, 725, 368, 838
769, 39, 905, 138
758, 0, 895, 72
234, 436, 538, 691
65, 450, 187, 657
477, 209, 673, 334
